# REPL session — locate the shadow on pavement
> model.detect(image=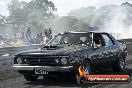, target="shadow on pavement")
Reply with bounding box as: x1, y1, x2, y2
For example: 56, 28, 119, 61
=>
25, 77, 99, 88
24, 66, 132, 88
